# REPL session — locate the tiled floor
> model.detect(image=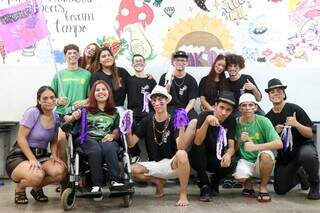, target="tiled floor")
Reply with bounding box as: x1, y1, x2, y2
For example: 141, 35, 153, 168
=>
0, 180, 319, 213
